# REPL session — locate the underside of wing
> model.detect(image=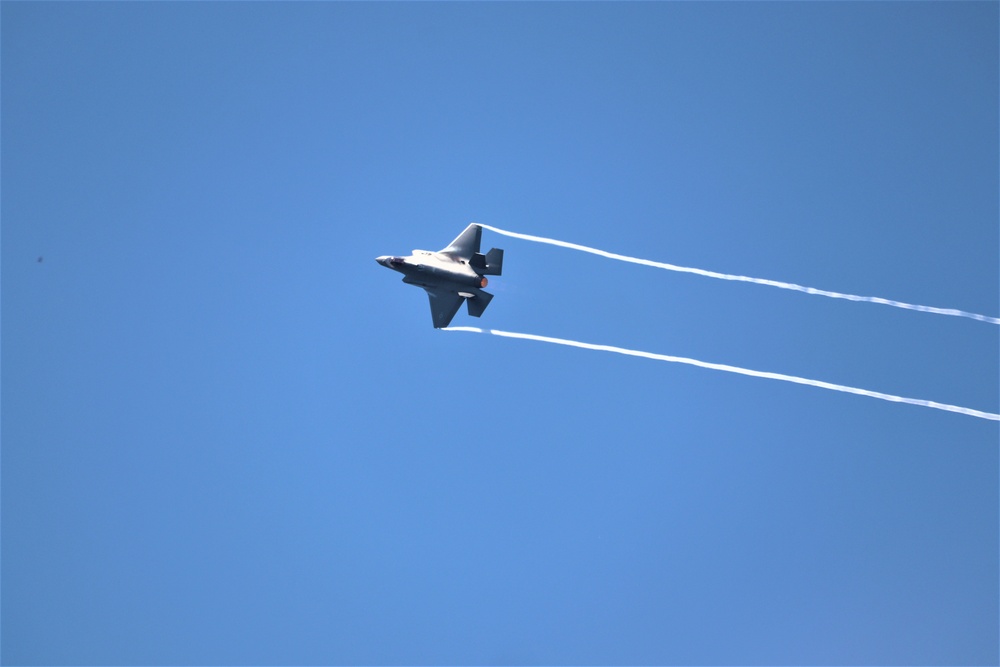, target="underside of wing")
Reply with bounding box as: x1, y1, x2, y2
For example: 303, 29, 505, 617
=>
439, 223, 482, 260
424, 288, 464, 329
